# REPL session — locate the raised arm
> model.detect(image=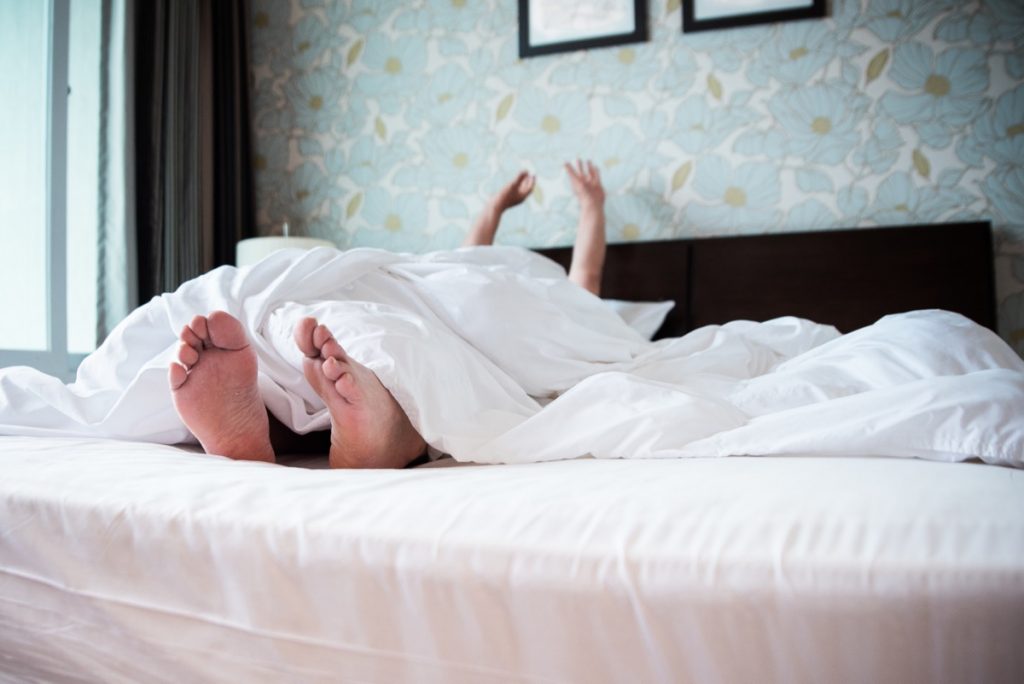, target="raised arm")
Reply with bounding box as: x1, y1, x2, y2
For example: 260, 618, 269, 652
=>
464, 170, 536, 247
564, 160, 606, 296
